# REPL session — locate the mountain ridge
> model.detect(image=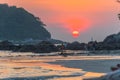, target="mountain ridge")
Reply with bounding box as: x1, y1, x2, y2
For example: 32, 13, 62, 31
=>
0, 4, 51, 41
